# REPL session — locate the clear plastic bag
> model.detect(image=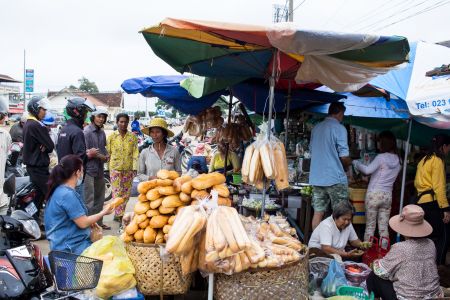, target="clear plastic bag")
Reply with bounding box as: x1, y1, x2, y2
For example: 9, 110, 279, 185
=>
320, 259, 348, 298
